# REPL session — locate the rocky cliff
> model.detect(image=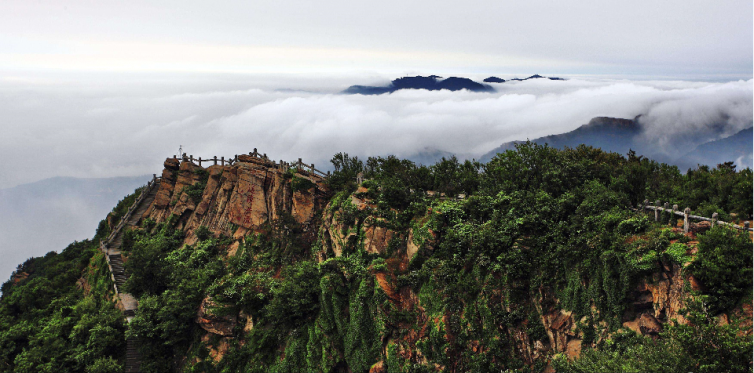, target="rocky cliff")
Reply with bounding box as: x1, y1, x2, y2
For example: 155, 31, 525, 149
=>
145, 155, 327, 246
124, 154, 751, 372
